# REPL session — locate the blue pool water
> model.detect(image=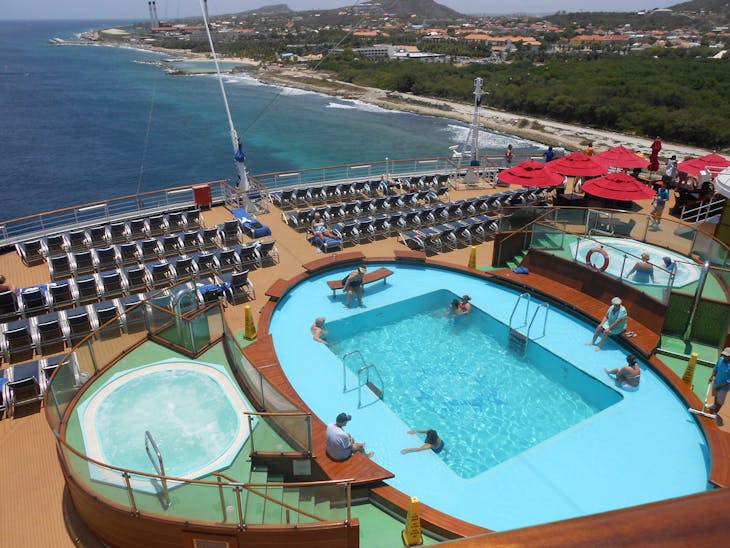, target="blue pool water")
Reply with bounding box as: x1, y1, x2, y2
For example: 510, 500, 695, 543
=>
572, 237, 699, 287
327, 290, 620, 478
269, 263, 709, 530
78, 361, 250, 490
